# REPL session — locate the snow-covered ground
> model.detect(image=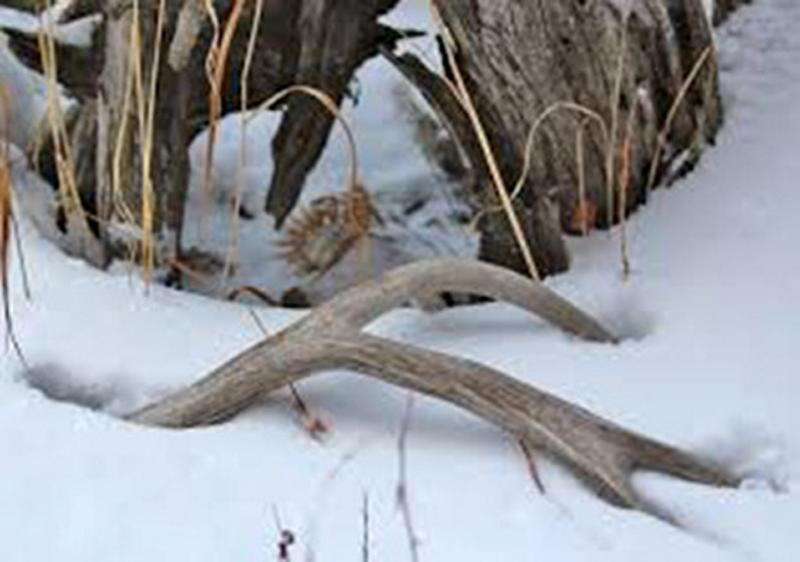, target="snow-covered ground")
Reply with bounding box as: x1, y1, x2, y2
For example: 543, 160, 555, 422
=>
1, 0, 799, 560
